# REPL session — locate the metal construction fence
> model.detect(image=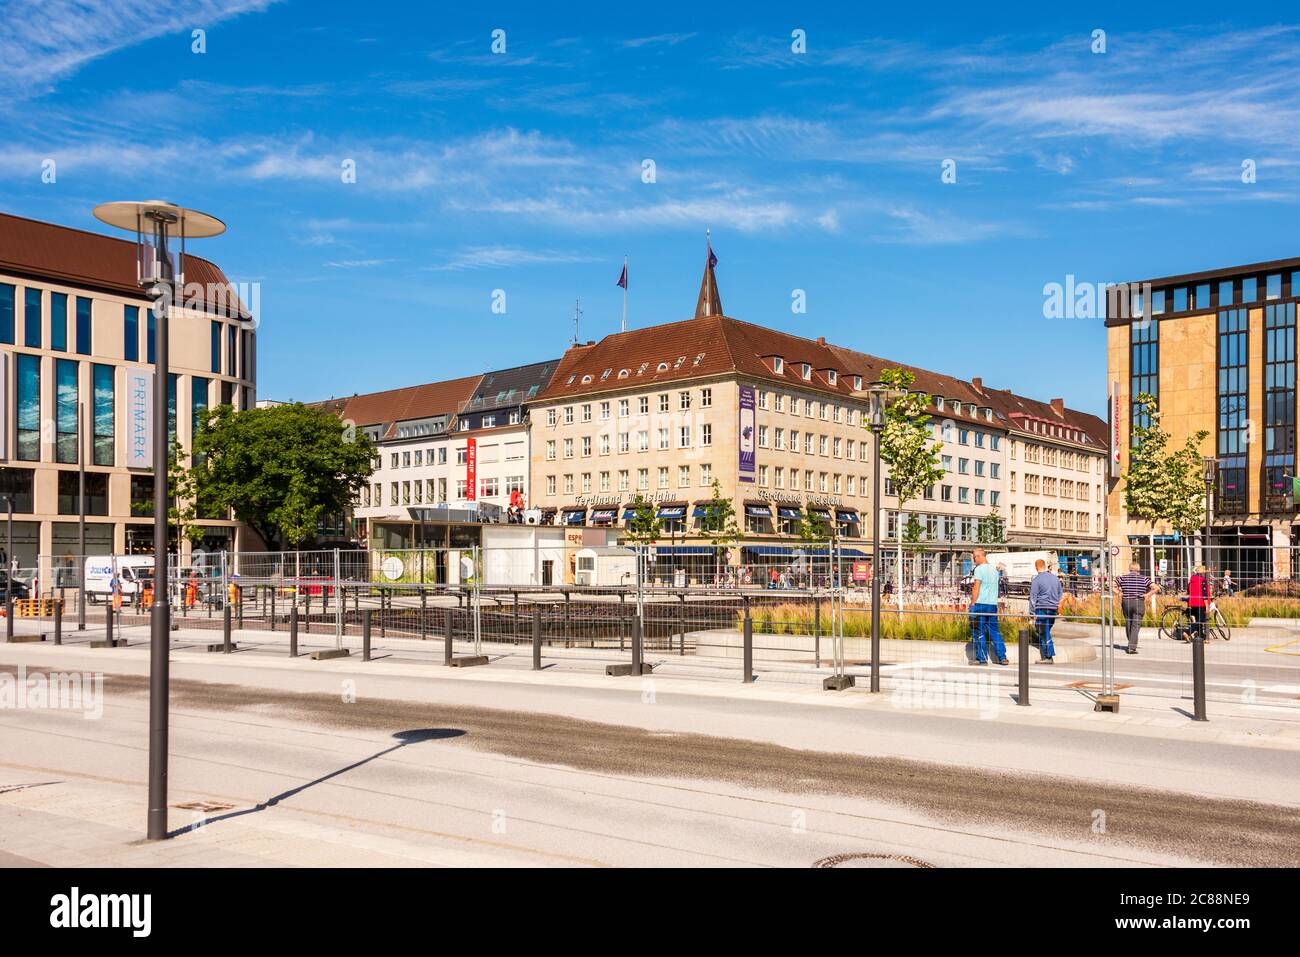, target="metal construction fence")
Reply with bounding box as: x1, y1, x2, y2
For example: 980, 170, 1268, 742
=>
6, 542, 1298, 714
